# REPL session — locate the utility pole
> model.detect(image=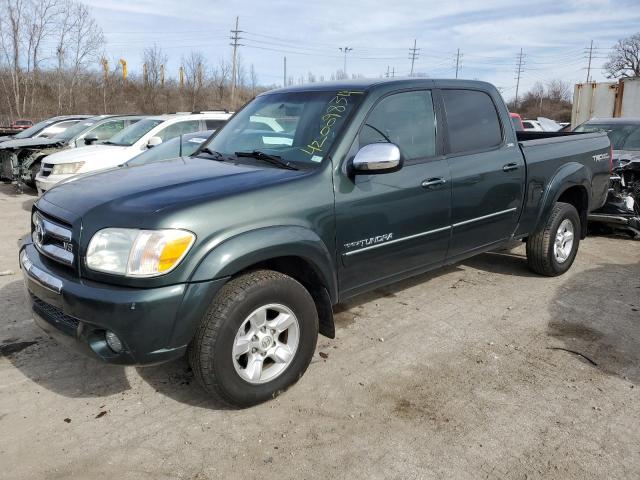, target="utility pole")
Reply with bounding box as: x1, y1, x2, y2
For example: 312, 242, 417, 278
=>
586, 40, 594, 83
514, 48, 525, 109
392, 67, 395, 78
455, 48, 462, 79
409, 39, 420, 76
339, 47, 352, 77
283, 56, 287, 87
385, 65, 390, 78
230, 16, 243, 109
